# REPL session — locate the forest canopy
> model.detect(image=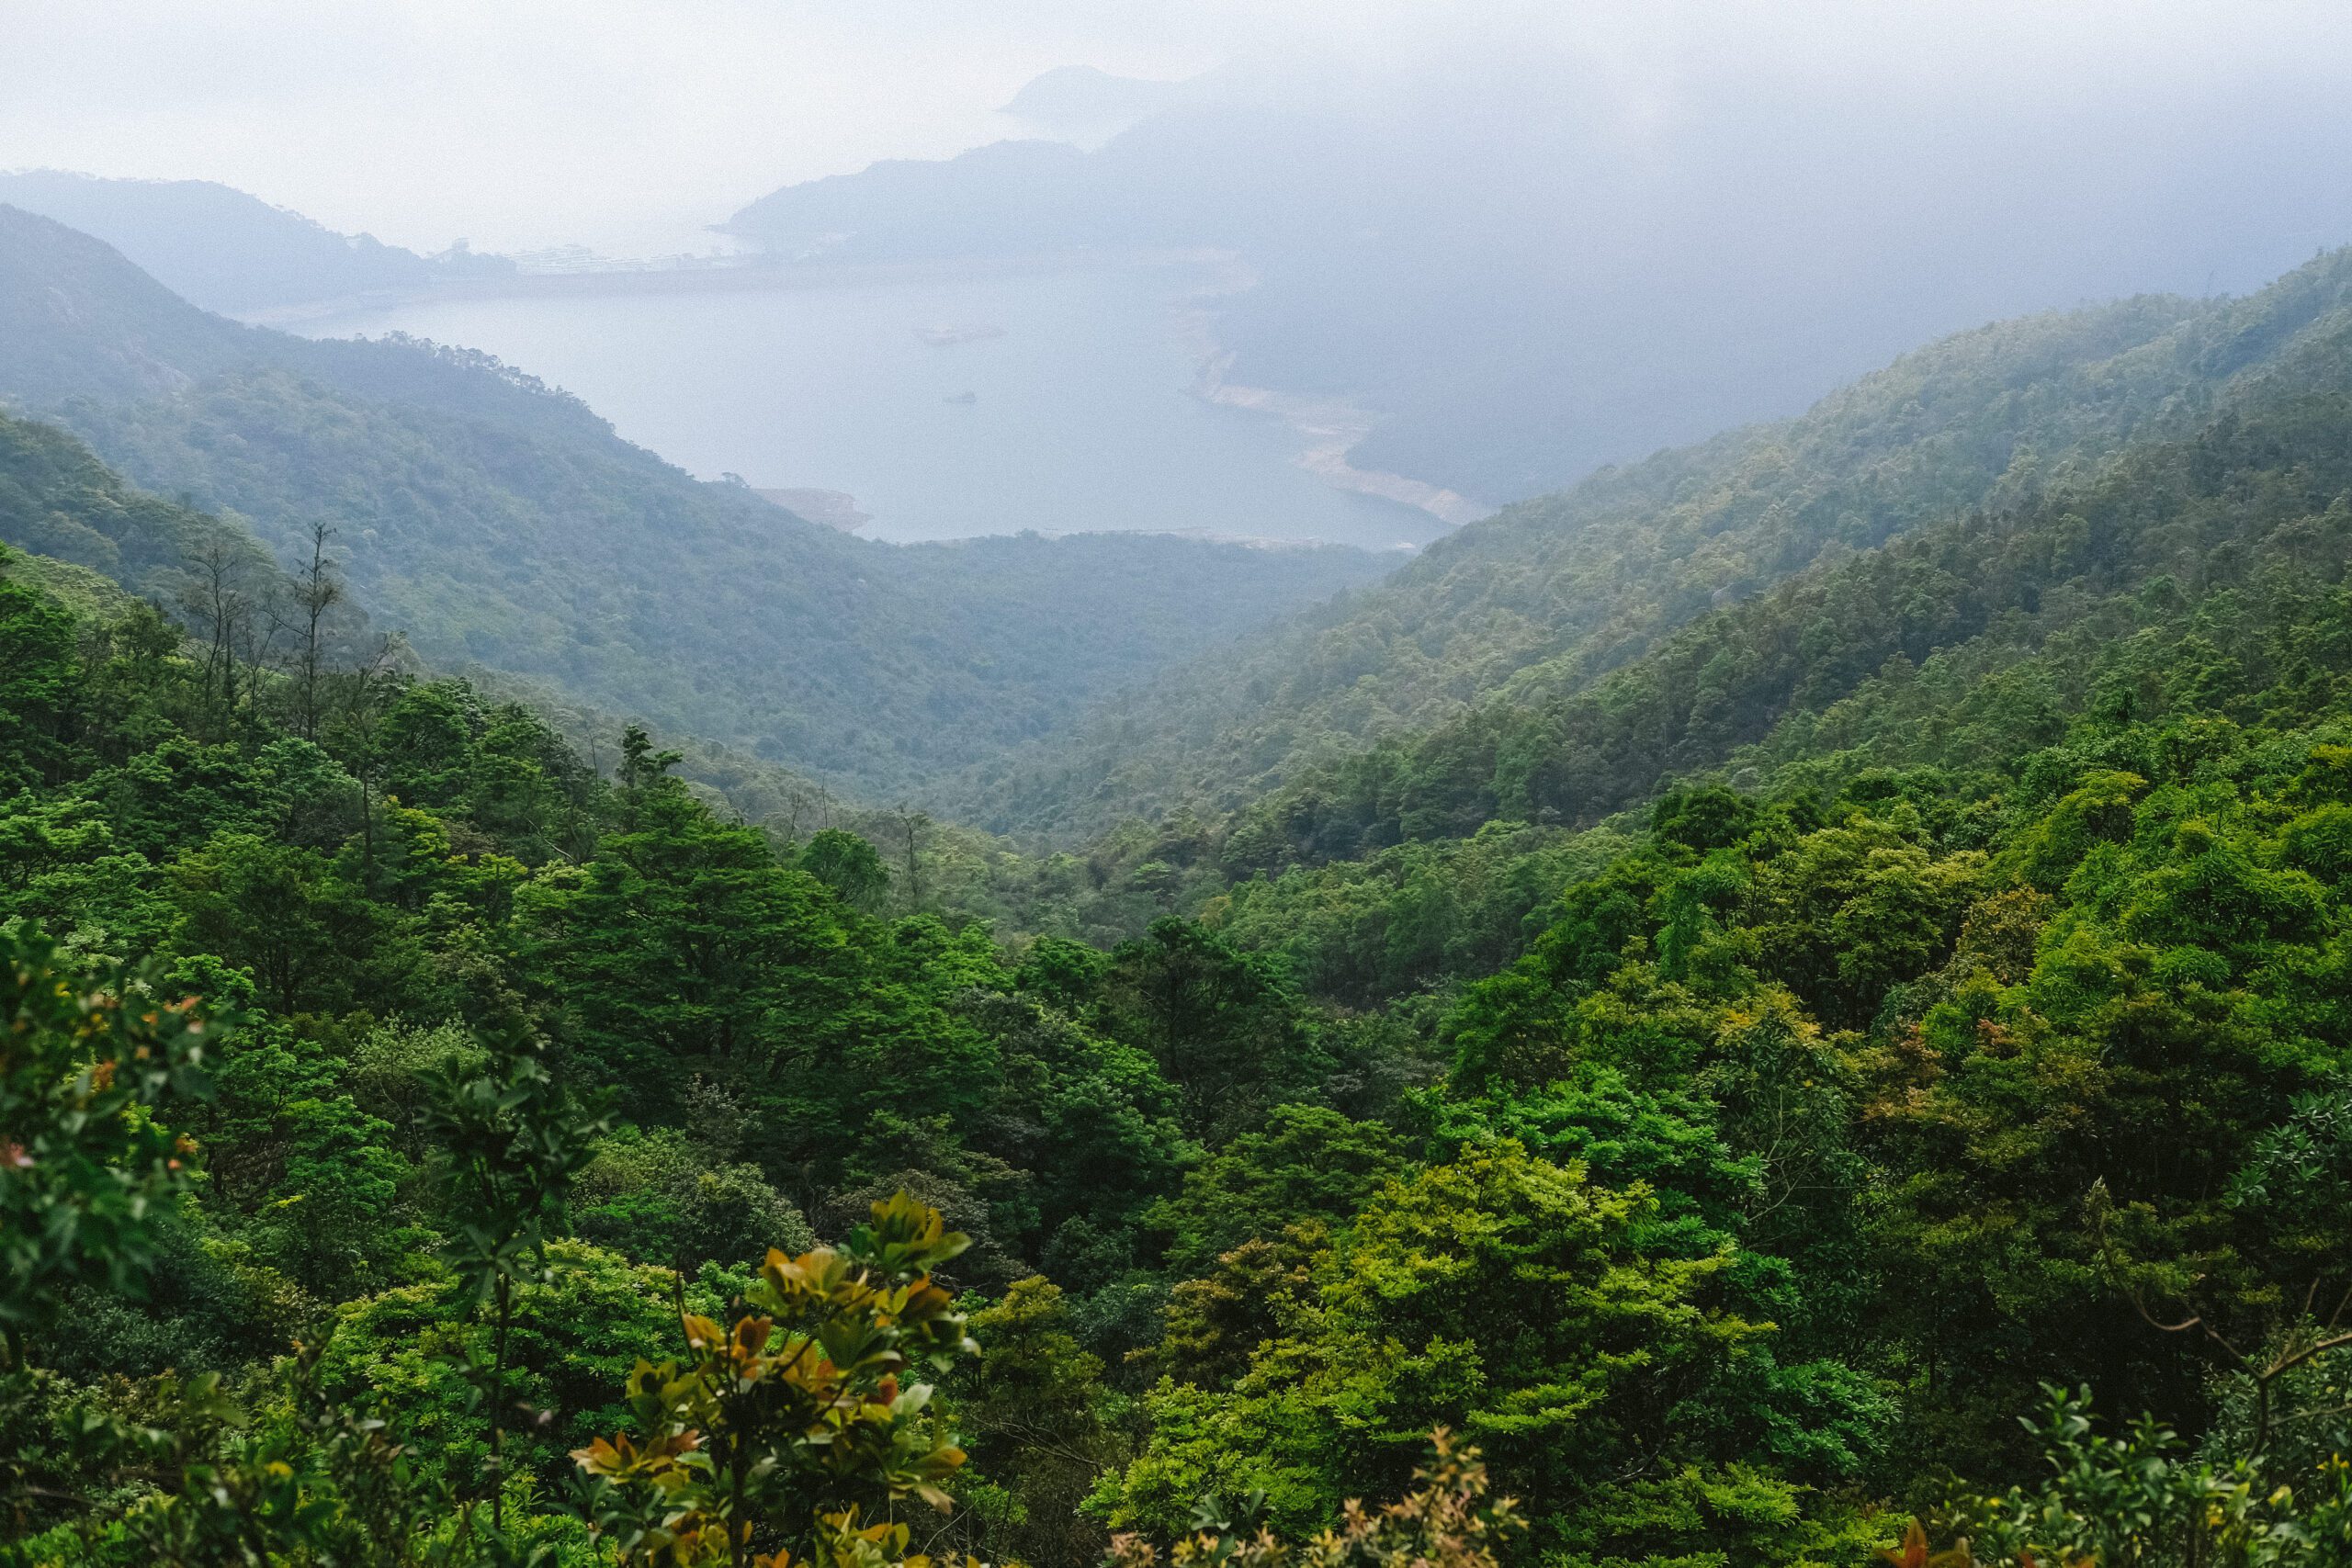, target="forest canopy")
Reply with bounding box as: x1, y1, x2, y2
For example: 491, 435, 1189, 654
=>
5, 224, 2352, 1566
